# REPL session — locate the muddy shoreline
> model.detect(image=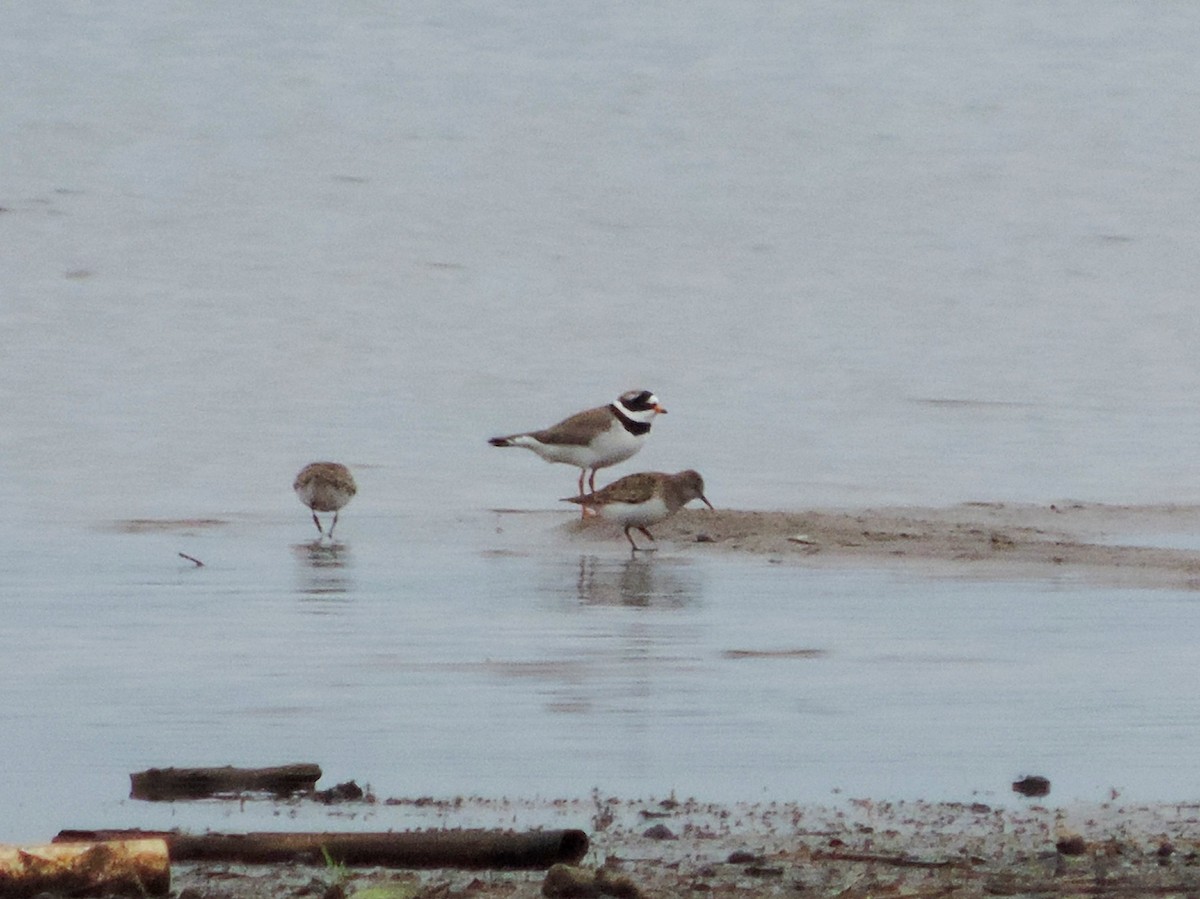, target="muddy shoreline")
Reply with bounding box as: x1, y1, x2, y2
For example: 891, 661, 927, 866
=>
564, 501, 1200, 590
165, 794, 1200, 897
